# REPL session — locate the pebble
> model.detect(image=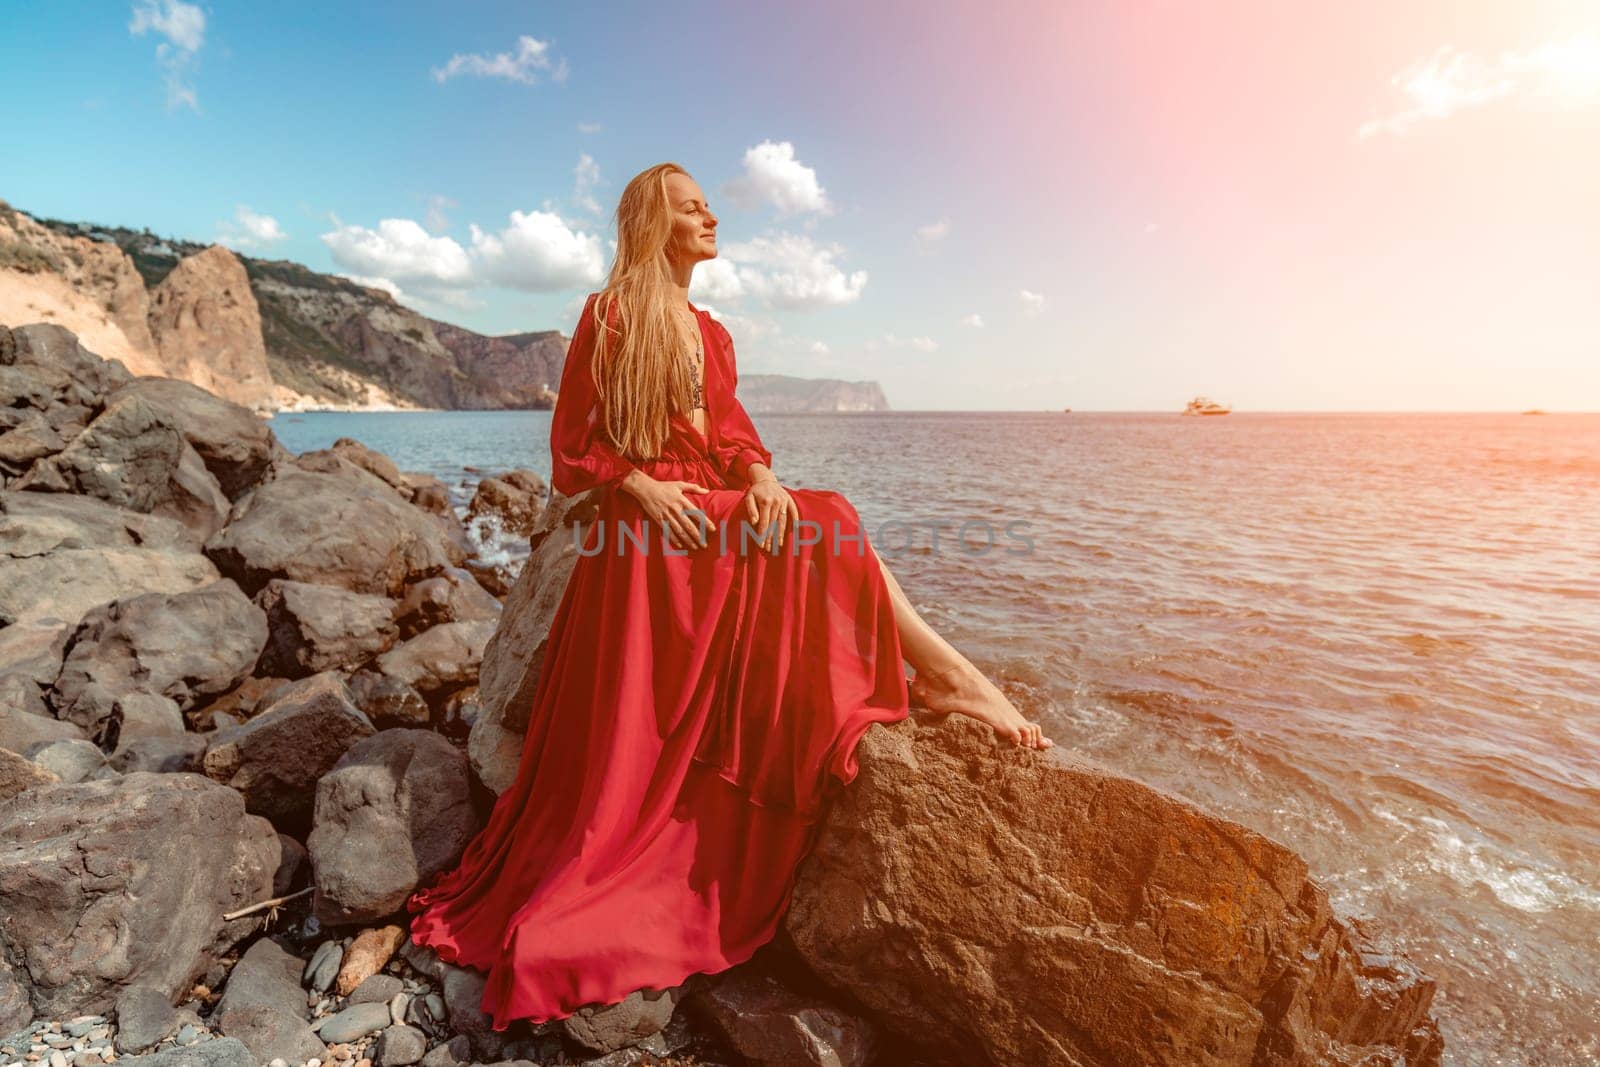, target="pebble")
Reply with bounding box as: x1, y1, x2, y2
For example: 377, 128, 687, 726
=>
173, 1026, 200, 1047
48, 1052, 65, 1067
422, 996, 444, 1024
387, 994, 407, 1028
